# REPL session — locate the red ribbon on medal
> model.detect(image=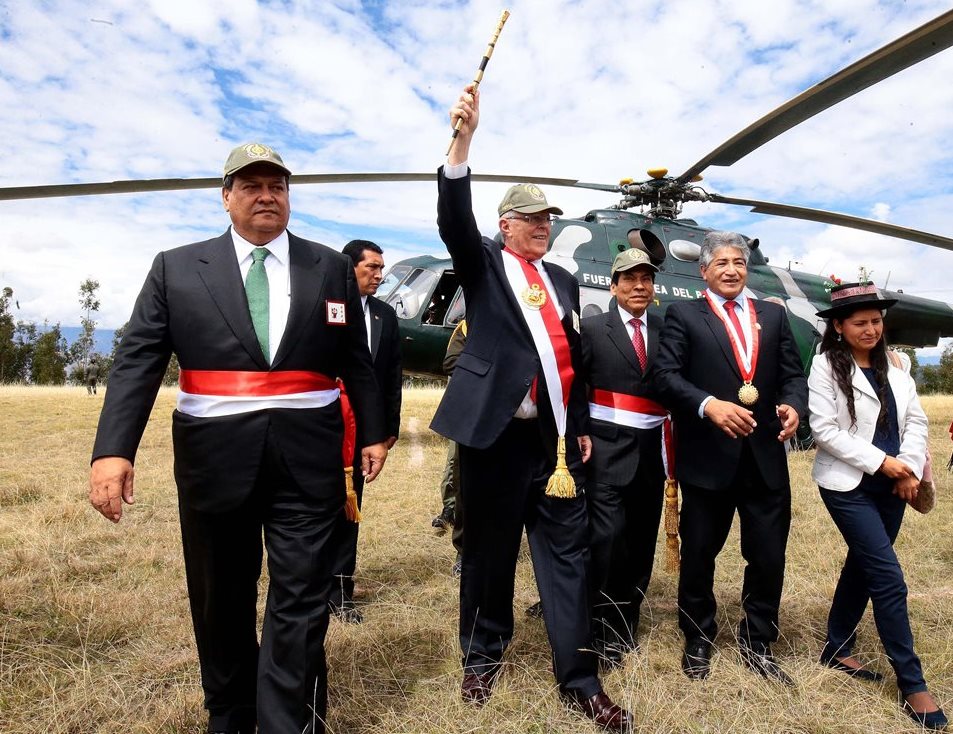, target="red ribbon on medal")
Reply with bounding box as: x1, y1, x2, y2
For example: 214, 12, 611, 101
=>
703, 292, 760, 402
504, 246, 574, 412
